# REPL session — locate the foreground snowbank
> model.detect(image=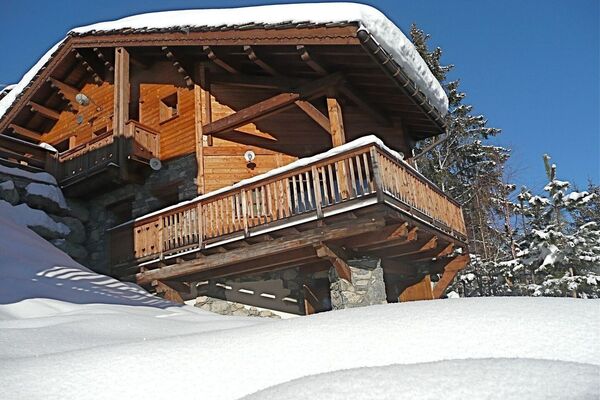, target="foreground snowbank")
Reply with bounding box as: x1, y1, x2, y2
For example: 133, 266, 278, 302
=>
0, 210, 598, 399
244, 358, 599, 400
